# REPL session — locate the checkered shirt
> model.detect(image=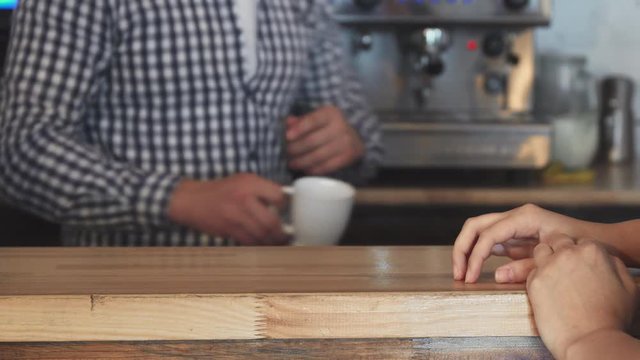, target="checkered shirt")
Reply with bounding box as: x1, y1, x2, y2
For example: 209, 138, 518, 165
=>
0, 0, 383, 246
